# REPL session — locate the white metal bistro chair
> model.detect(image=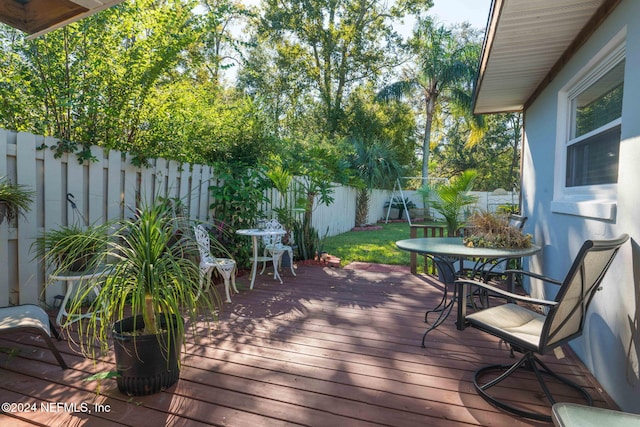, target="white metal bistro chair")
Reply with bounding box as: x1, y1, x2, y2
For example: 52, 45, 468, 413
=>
260, 219, 296, 280
194, 224, 238, 303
